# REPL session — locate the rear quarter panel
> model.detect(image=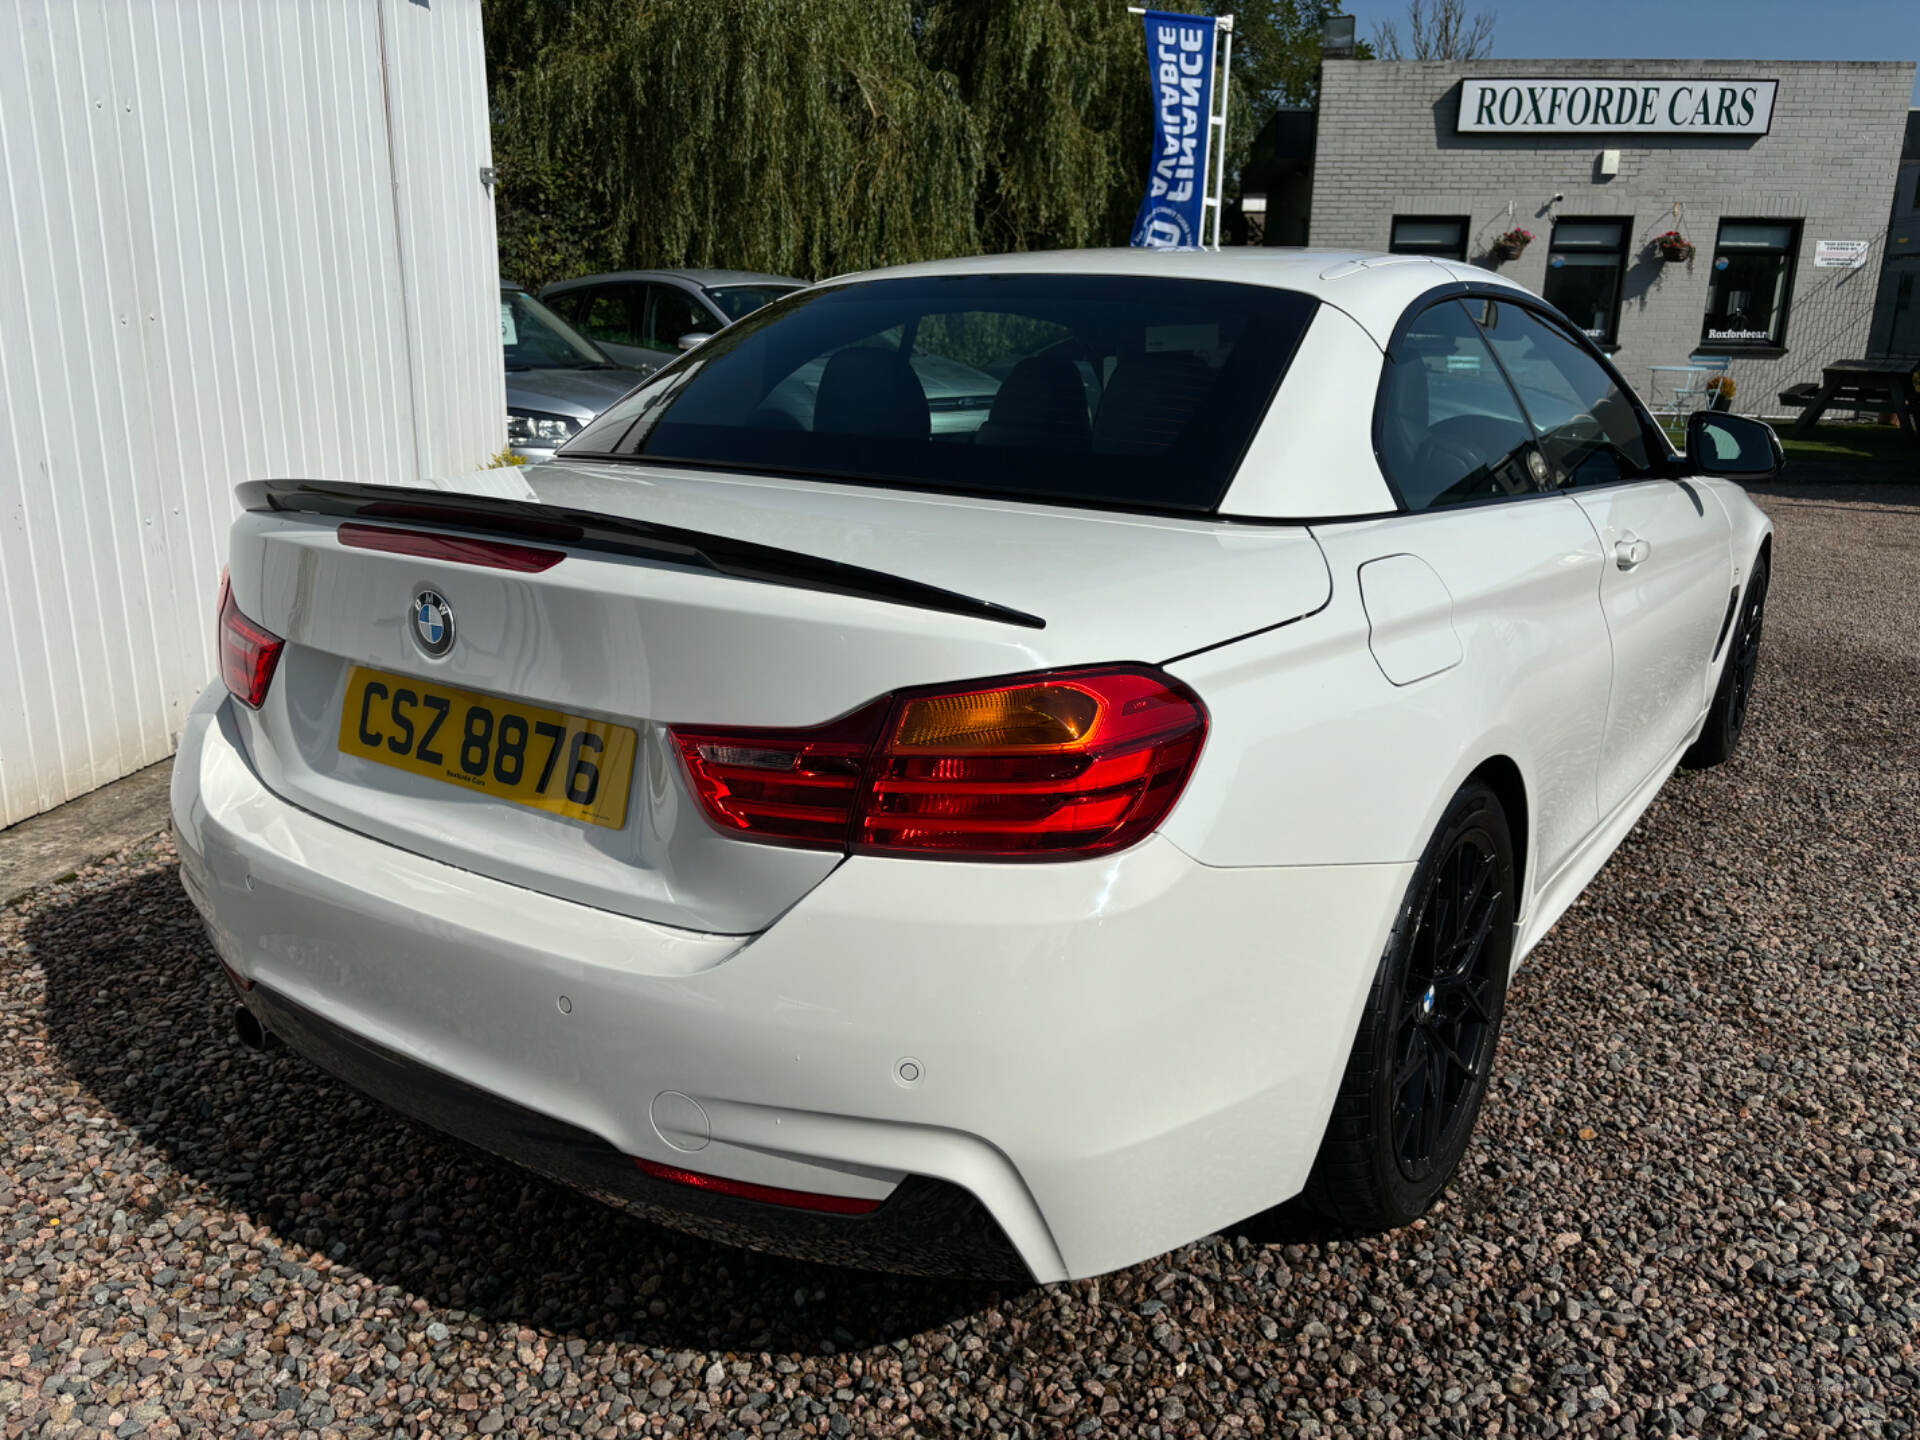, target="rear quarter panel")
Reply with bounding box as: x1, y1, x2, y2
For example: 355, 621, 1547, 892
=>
1162, 497, 1615, 928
